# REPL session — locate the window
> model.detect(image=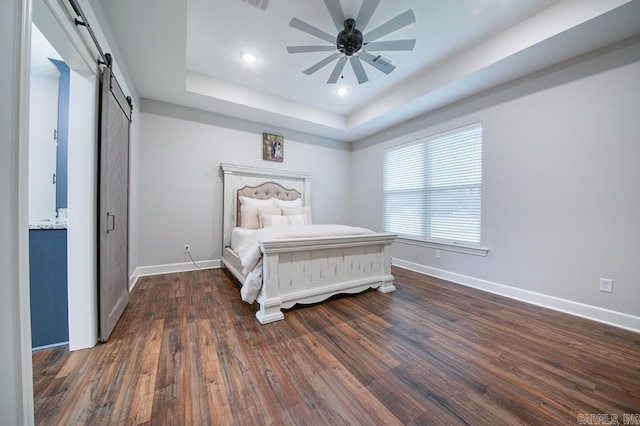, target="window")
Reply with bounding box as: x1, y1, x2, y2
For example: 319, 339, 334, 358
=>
383, 123, 482, 247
